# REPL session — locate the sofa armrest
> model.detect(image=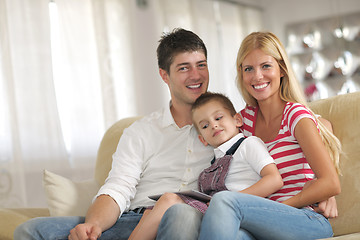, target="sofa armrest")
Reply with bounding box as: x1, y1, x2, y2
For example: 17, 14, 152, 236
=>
0, 208, 49, 240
